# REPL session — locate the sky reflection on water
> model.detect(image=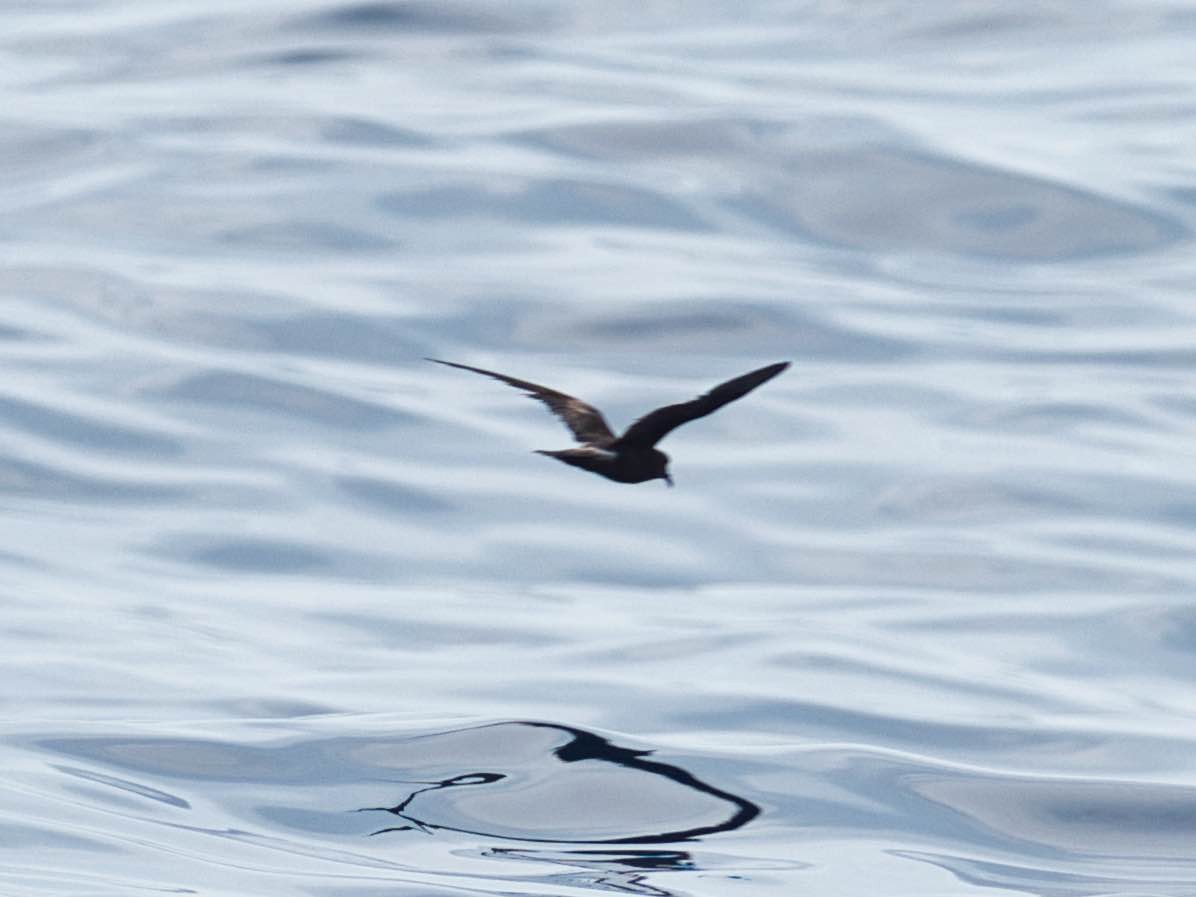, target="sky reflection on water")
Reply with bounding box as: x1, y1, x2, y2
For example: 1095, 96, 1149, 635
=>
3, 1, 1196, 895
